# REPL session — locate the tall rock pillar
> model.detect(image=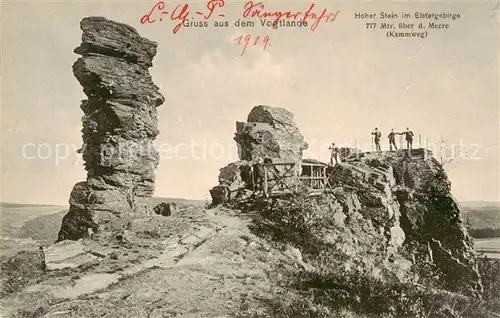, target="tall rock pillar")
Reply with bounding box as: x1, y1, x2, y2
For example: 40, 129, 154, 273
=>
58, 17, 165, 241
